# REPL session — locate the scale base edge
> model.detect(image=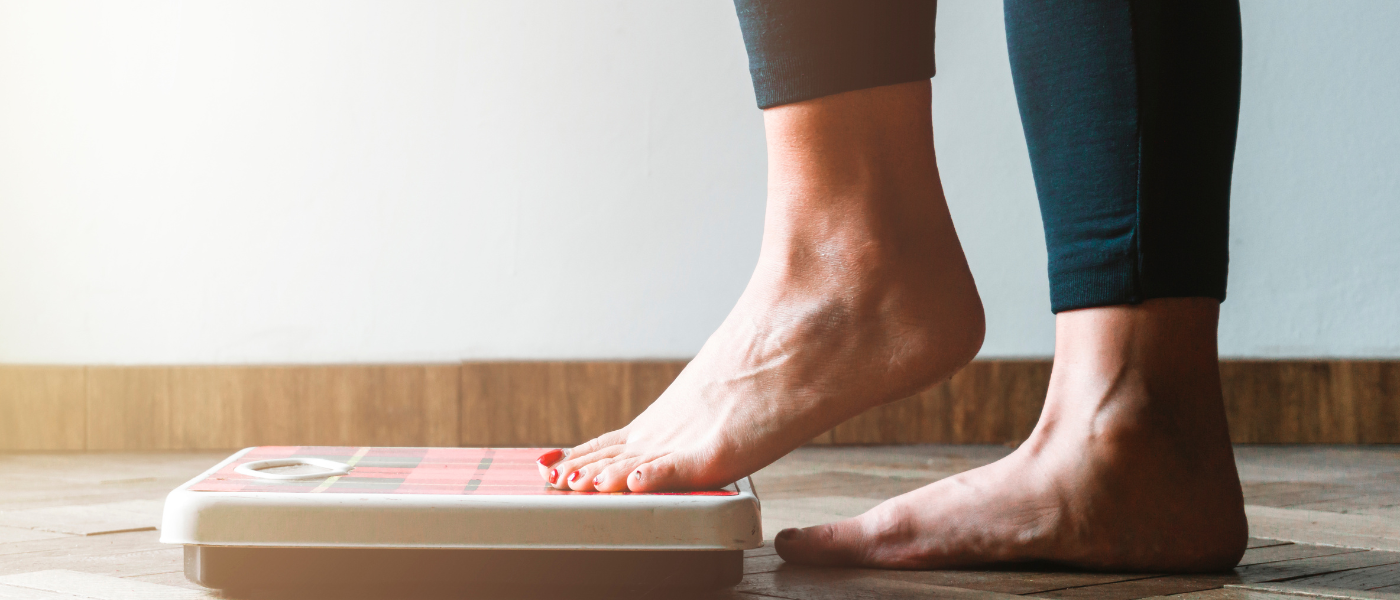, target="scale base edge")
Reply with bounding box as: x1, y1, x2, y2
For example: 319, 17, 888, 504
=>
184, 544, 745, 591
